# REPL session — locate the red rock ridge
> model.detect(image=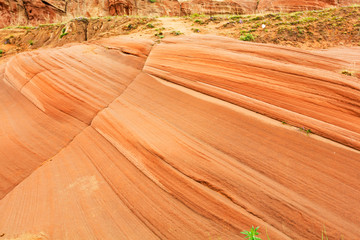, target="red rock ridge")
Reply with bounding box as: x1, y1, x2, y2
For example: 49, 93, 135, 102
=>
1, 0, 360, 28
0, 36, 359, 239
